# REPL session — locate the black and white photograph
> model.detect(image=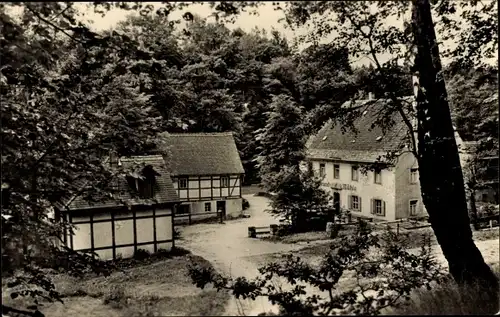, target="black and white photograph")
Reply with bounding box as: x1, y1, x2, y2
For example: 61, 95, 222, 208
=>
1, 1, 499, 316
